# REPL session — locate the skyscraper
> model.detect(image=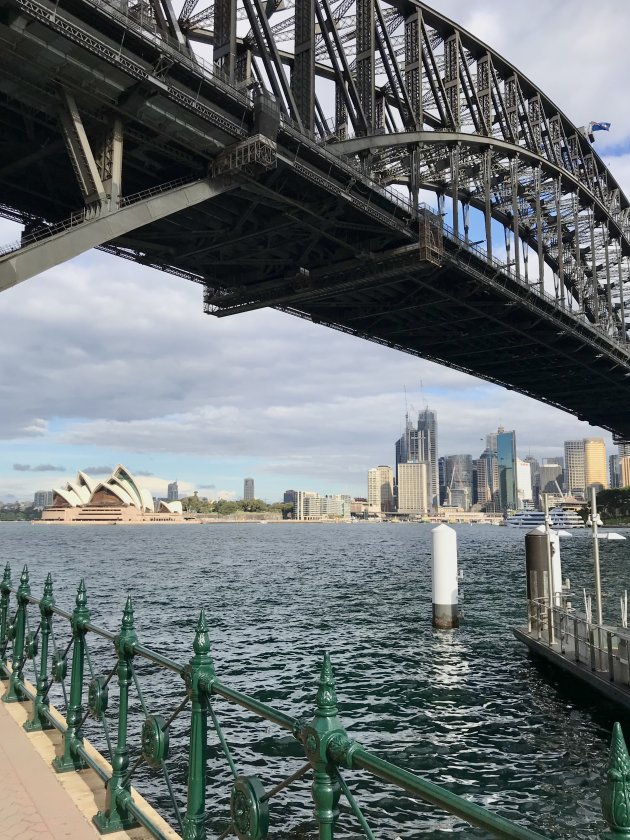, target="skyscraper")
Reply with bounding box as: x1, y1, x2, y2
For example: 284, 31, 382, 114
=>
516, 459, 533, 507
539, 463, 563, 495
583, 438, 608, 492
417, 408, 439, 509
610, 455, 621, 489
395, 407, 439, 511
564, 440, 585, 497
443, 454, 473, 510
243, 477, 255, 500
523, 456, 539, 506
476, 448, 499, 510
167, 481, 179, 501
497, 430, 517, 511
367, 466, 394, 513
